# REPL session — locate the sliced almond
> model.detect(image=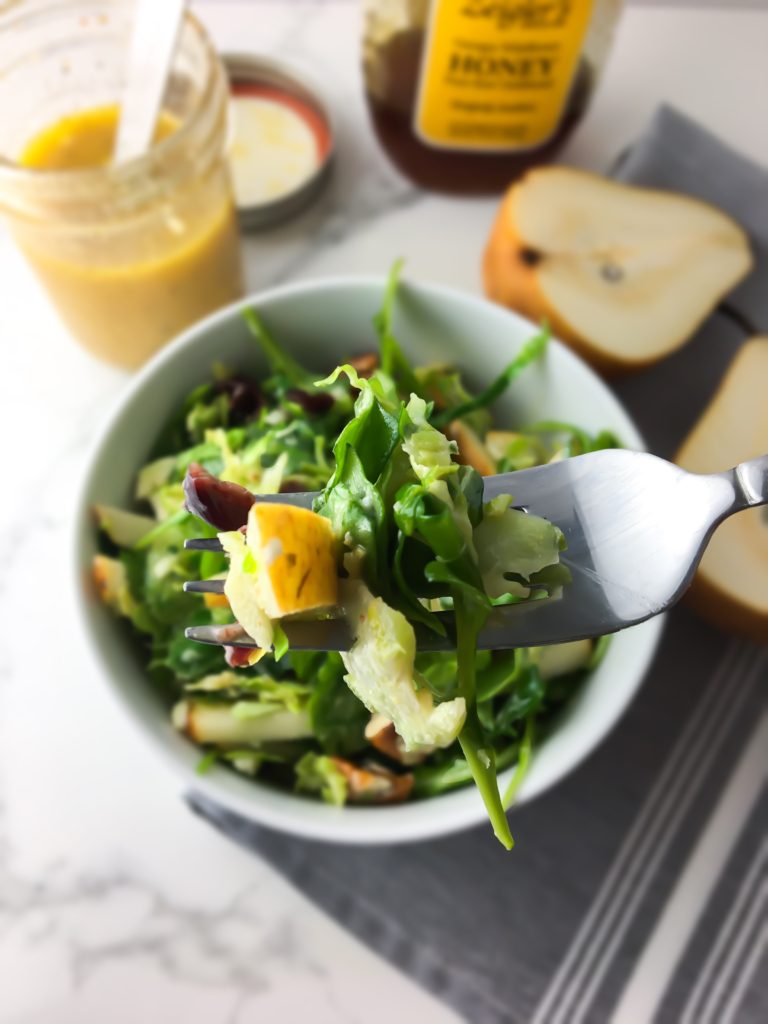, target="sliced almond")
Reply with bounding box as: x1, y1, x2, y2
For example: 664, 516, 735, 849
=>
365, 714, 432, 765
347, 352, 379, 379
446, 420, 496, 476
330, 757, 414, 804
